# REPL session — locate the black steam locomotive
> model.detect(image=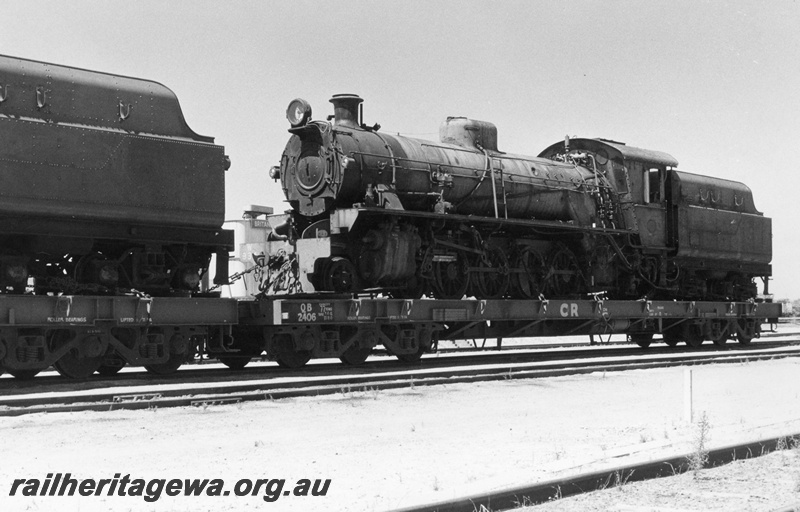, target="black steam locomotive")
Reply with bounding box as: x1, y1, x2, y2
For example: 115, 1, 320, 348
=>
0, 55, 232, 296
264, 94, 772, 303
